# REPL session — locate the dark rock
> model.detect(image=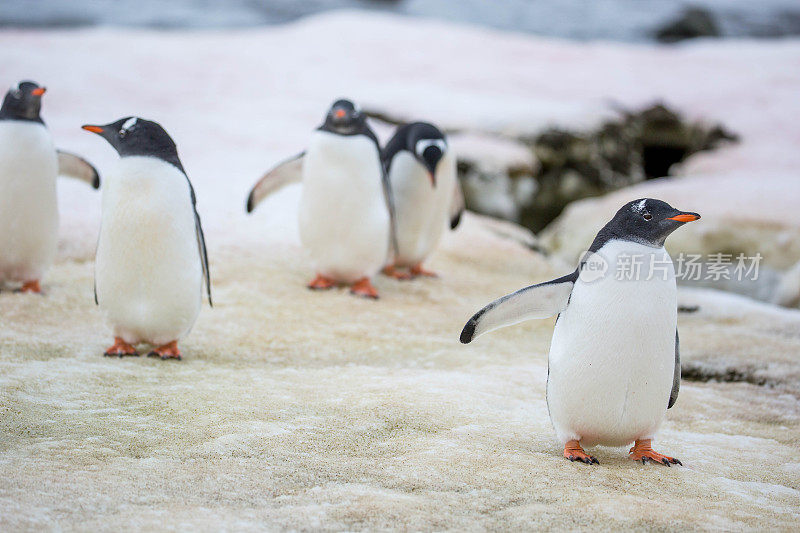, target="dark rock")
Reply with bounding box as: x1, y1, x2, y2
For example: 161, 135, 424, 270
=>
655, 7, 722, 43
681, 362, 772, 387
522, 103, 737, 230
